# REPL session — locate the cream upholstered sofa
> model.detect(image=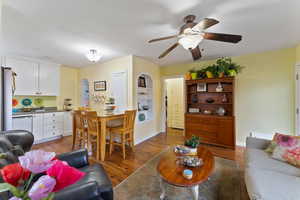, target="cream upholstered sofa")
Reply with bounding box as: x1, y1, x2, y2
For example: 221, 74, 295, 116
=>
245, 137, 300, 200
